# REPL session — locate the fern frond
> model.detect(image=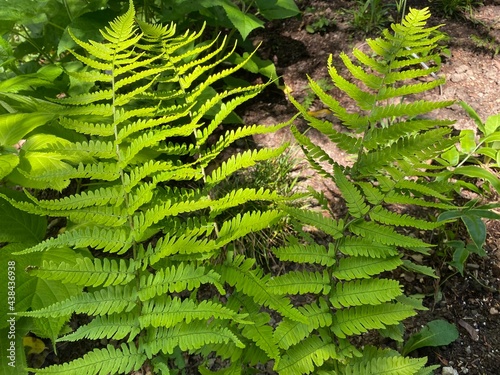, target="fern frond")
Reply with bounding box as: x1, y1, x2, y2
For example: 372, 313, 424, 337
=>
28, 257, 136, 287
142, 321, 244, 358
283, 206, 344, 239
383, 191, 456, 210
333, 256, 402, 280
58, 117, 115, 136
139, 297, 247, 328
240, 310, 279, 360
220, 255, 306, 323
350, 220, 429, 248
338, 237, 398, 258
210, 187, 284, 217
17, 285, 137, 318
369, 100, 454, 123
363, 119, 455, 150
271, 243, 335, 266
58, 313, 140, 342
28, 343, 145, 375
334, 166, 370, 218
206, 144, 288, 186
274, 335, 337, 375
369, 206, 443, 230
13, 226, 131, 255
329, 279, 403, 308
344, 353, 427, 375
138, 264, 223, 300
332, 303, 416, 338
274, 299, 332, 350
25, 186, 124, 211
266, 270, 331, 295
